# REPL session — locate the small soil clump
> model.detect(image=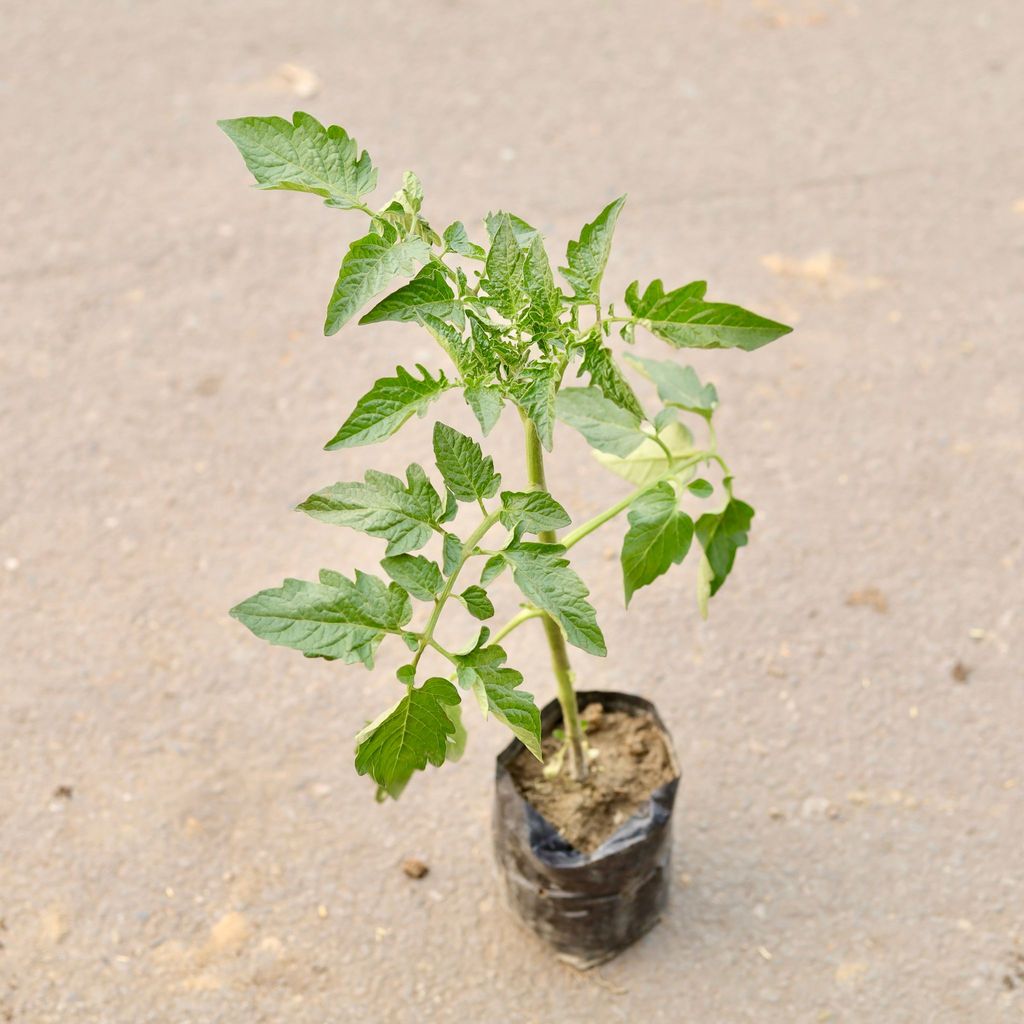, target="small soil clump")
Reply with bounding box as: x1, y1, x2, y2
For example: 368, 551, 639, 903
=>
507, 702, 676, 853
